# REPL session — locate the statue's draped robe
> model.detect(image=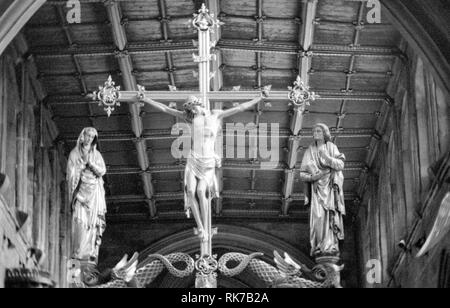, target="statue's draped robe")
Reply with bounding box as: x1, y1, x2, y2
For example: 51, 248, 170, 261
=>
300, 142, 346, 256
67, 131, 107, 262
